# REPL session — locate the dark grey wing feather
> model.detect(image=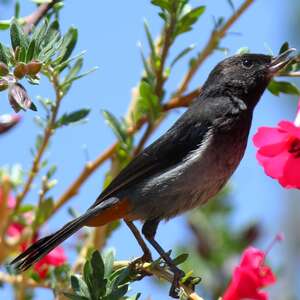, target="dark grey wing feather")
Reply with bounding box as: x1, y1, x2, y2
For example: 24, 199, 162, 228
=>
93, 101, 212, 205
